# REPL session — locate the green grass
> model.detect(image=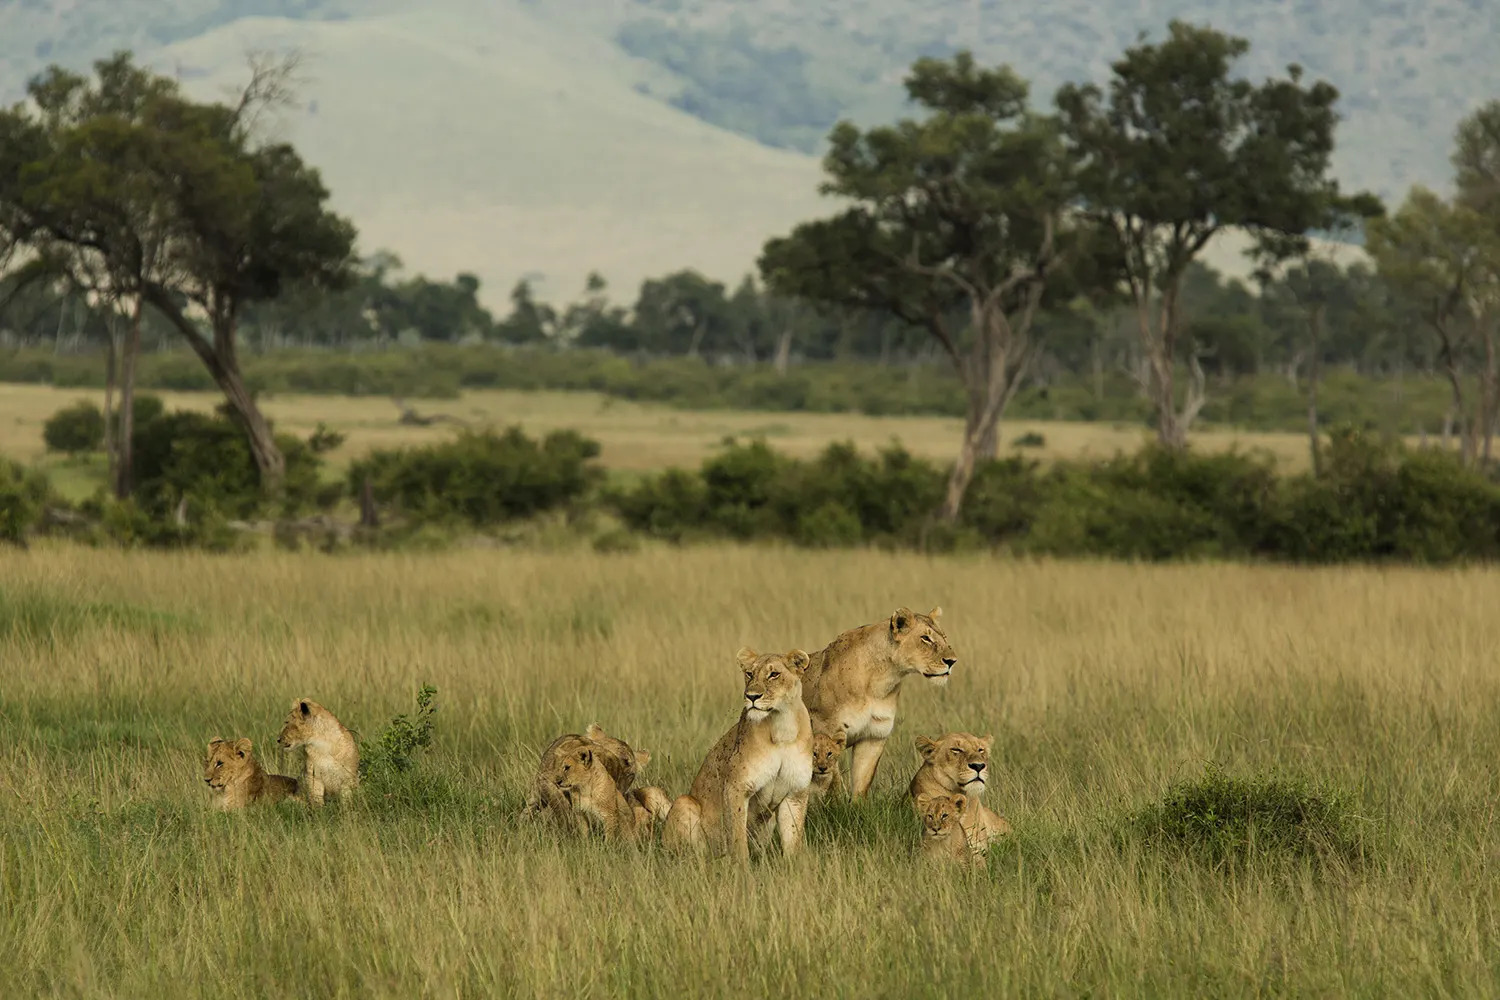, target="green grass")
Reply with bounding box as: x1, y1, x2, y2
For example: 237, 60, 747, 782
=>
3, 546, 1500, 997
